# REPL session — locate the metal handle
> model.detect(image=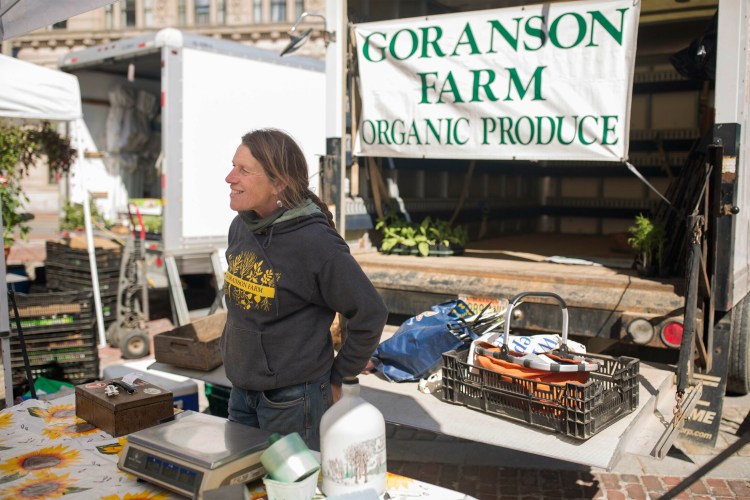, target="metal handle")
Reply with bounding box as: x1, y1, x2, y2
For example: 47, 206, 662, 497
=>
170, 341, 190, 352
110, 379, 136, 394
501, 292, 569, 353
